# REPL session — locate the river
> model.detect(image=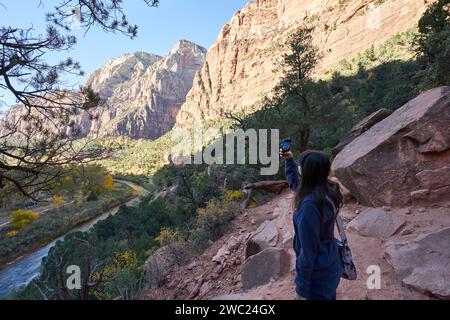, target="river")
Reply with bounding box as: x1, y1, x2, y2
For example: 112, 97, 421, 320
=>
0, 180, 149, 299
